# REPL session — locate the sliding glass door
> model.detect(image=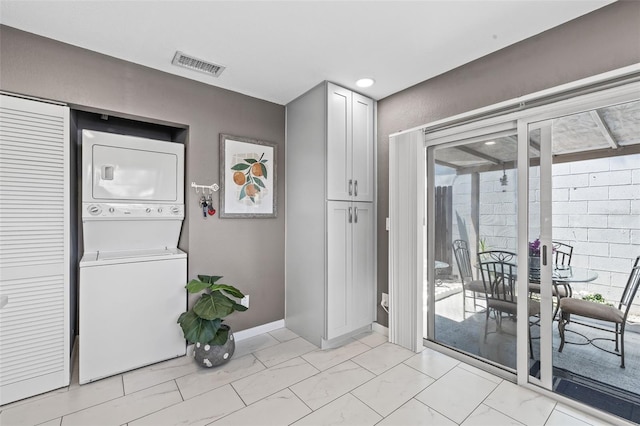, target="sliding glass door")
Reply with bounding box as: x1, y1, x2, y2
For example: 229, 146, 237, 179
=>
525, 98, 640, 416
417, 81, 640, 421
425, 122, 520, 372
